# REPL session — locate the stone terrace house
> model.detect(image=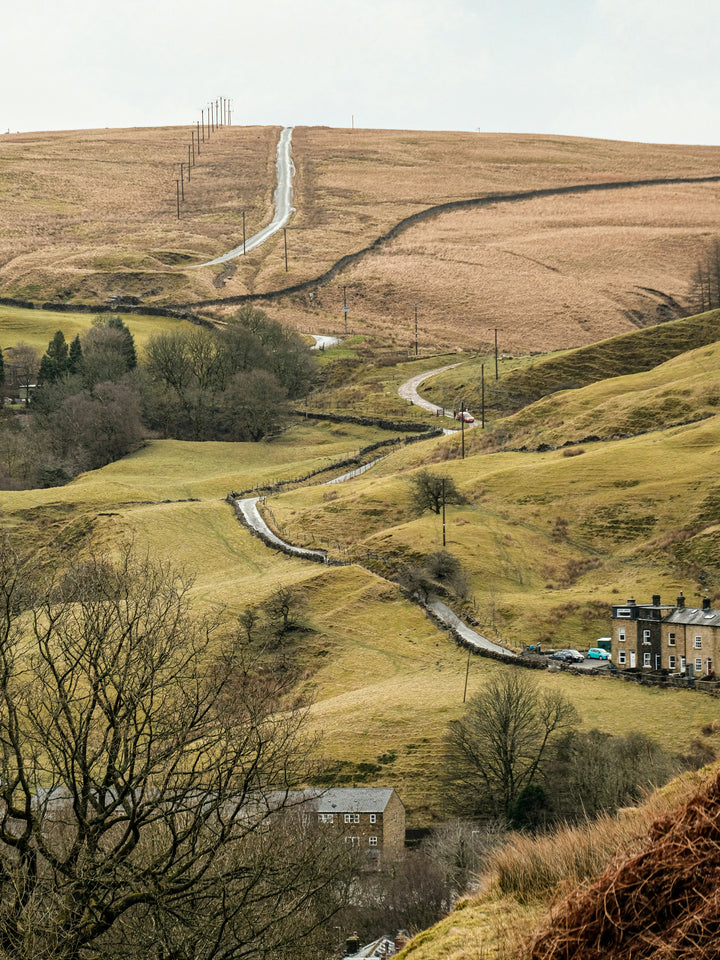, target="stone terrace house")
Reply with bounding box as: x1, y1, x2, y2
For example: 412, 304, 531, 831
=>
612, 594, 720, 676
309, 787, 406, 870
